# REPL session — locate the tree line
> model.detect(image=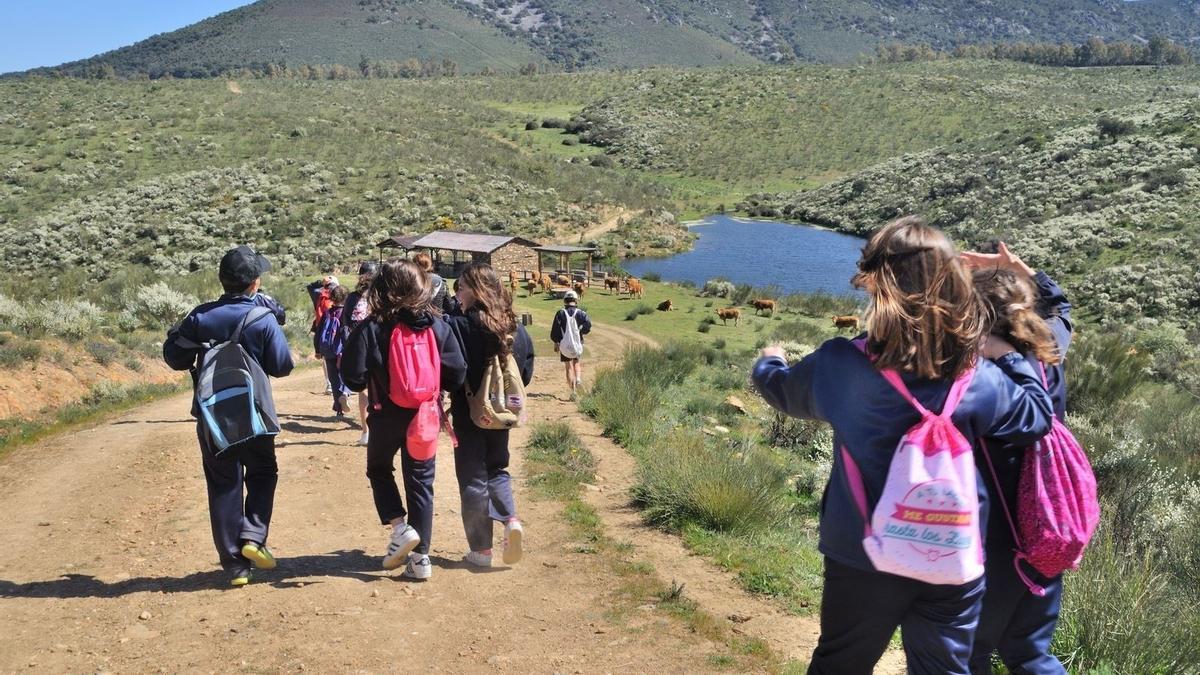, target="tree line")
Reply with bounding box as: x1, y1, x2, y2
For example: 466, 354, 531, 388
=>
29, 57, 549, 81
876, 36, 1193, 67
